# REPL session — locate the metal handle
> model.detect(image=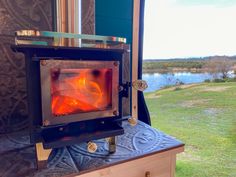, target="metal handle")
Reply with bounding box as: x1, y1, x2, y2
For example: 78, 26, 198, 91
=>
132, 80, 148, 91
87, 142, 97, 153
